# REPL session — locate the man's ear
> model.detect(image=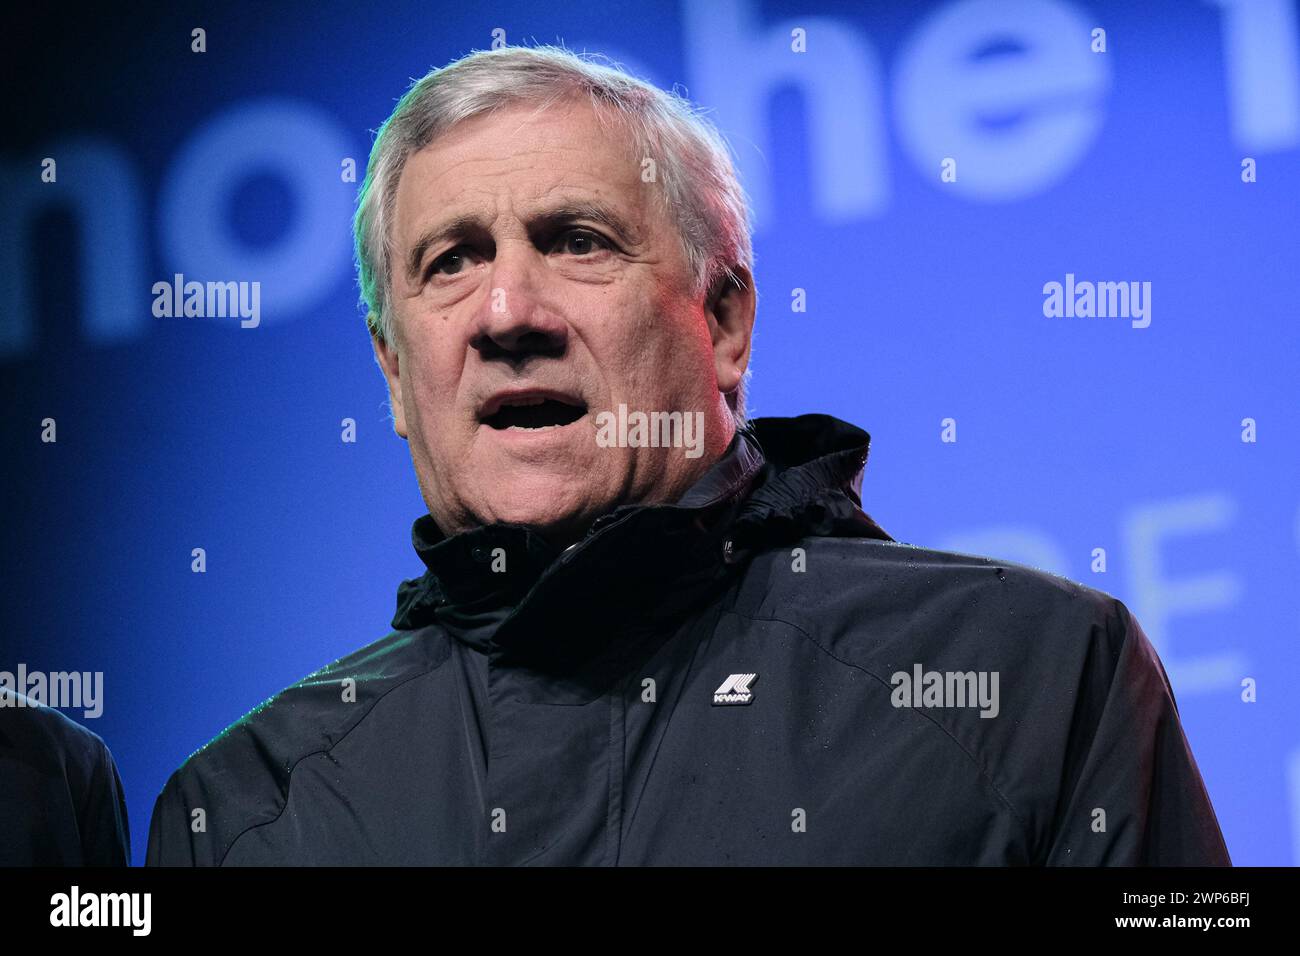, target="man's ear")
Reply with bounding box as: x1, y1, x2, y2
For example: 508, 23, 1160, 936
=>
370, 326, 408, 439
704, 265, 756, 397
